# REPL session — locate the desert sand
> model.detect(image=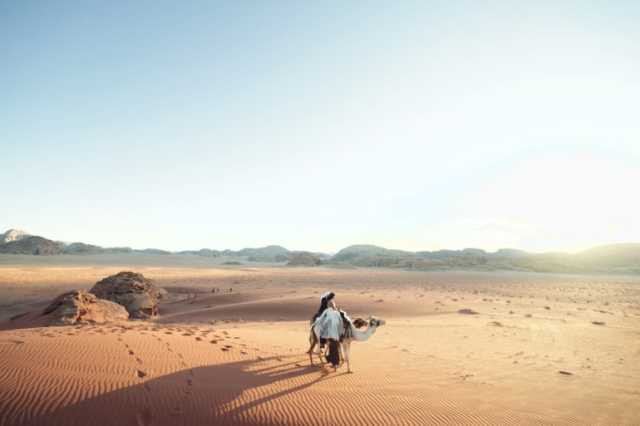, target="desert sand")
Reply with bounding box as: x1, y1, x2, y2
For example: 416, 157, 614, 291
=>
1, 264, 639, 425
